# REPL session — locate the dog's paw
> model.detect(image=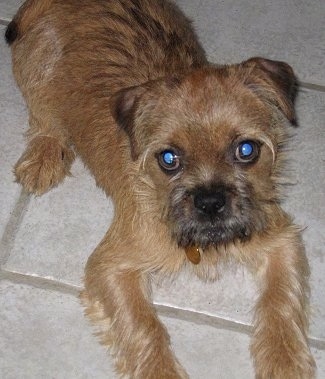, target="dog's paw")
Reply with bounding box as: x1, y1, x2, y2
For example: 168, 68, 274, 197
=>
15, 136, 75, 195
